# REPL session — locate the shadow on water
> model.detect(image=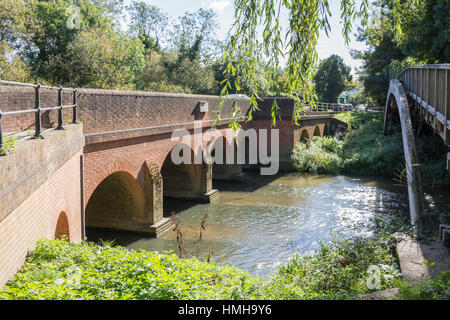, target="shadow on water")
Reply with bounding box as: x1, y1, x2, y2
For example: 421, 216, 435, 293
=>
87, 197, 202, 244
213, 169, 332, 193
163, 197, 199, 218
86, 227, 148, 247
